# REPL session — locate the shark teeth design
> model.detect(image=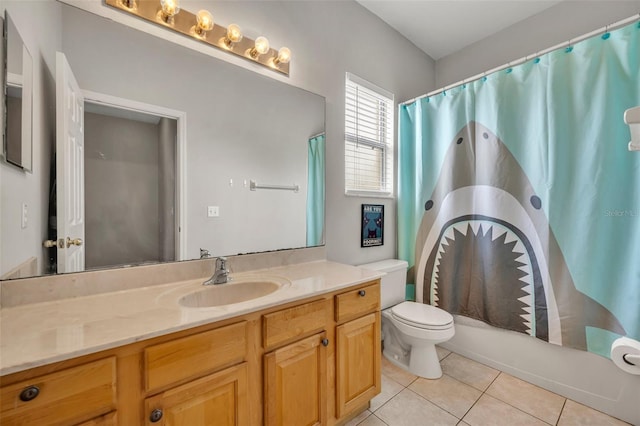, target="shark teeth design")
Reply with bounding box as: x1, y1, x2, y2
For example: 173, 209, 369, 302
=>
432, 220, 535, 336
